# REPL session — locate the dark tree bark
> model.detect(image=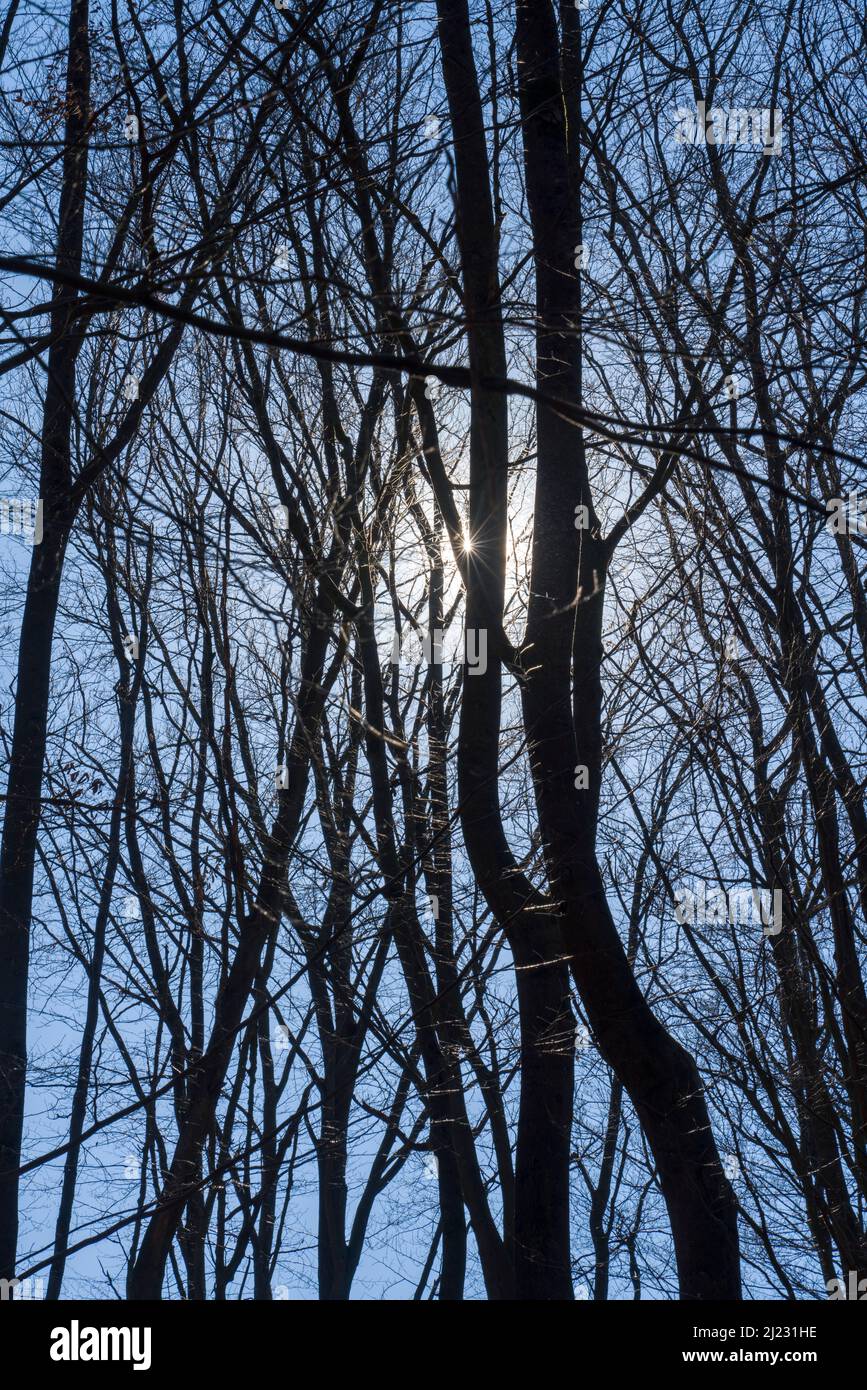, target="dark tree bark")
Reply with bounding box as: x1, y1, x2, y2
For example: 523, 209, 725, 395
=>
126, 586, 342, 1298
511, 0, 741, 1301
45, 535, 149, 1297
351, 492, 504, 1299
437, 0, 576, 1301
0, 0, 91, 1279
